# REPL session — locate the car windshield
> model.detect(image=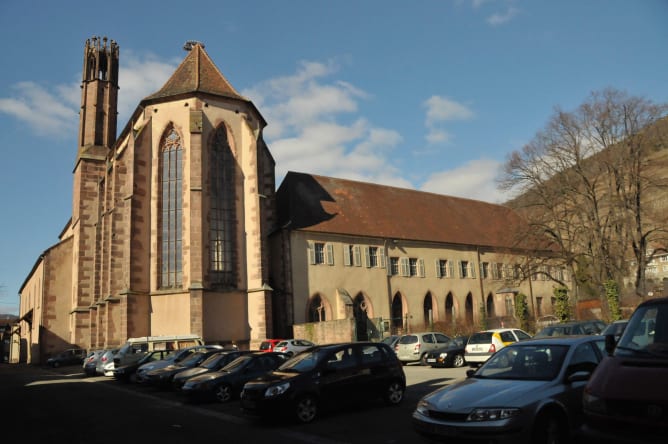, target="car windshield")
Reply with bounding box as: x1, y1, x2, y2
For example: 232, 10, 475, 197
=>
399, 335, 418, 344
180, 352, 206, 367
468, 332, 493, 344
222, 355, 252, 372
615, 302, 668, 358
474, 344, 568, 381
200, 353, 226, 369
277, 348, 328, 373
